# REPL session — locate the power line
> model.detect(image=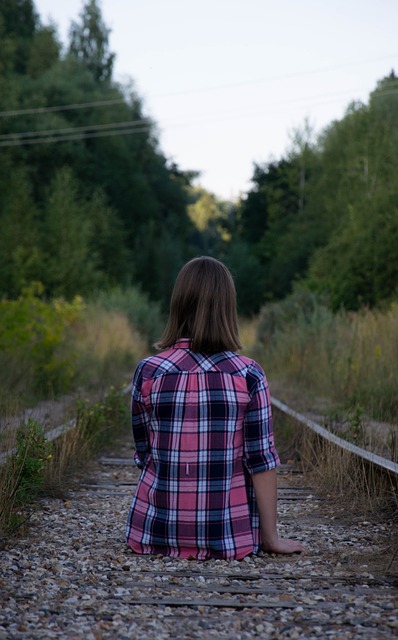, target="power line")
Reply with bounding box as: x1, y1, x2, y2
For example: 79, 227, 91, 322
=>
0, 118, 152, 141
1, 87, 397, 148
3, 84, 397, 143
0, 97, 126, 118
151, 54, 398, 99
0, 88, 357, 142
0, 54, 396, 119
0, 126, 152, 147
